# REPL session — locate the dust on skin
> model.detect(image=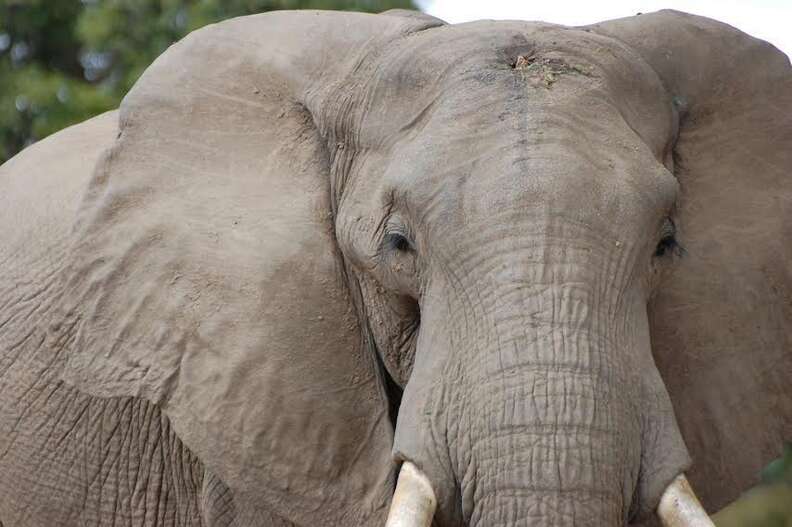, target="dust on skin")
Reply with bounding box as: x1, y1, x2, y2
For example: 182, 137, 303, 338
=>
512, 54, 594, 87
